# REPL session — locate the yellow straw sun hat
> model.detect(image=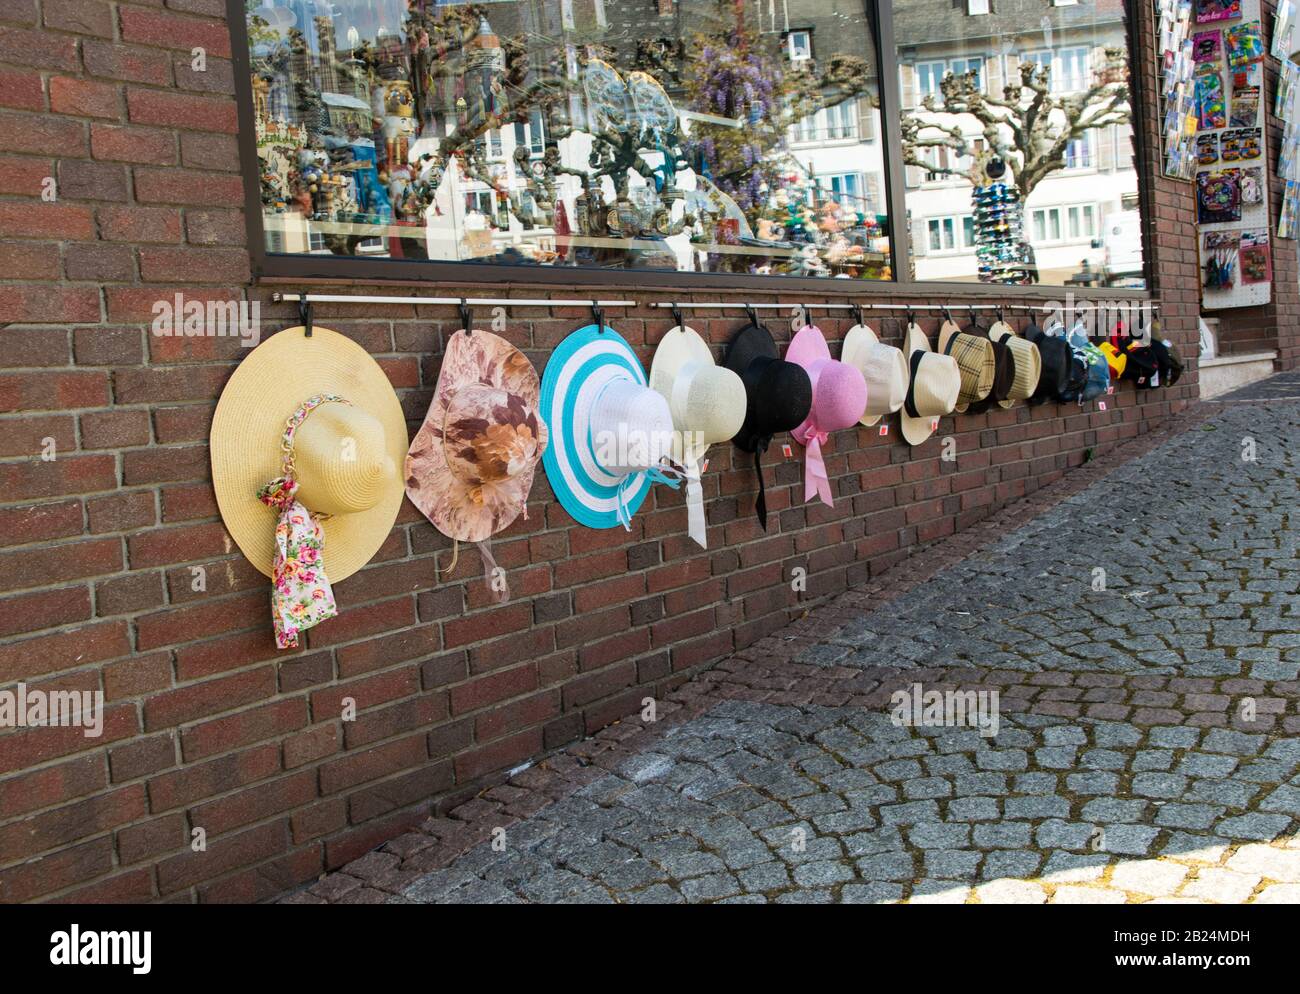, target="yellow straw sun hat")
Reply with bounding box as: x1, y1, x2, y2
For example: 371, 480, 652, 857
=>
210, 325, 407, 583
